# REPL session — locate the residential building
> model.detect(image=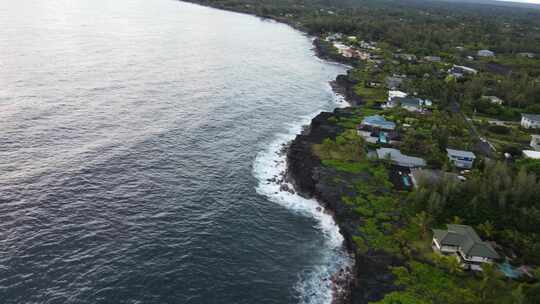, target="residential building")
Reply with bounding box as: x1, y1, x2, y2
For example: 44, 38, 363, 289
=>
448, 65, 478, 78
424, 56, 441, 62
477, 49, 495, 57
446, 148, 476, 169
387, 97, 429, 112
394, 53, 417, 61
376, 148, 426, 168
523, 150, 540, 159
432, 224, 500, 271
388, 90, 407, 102
360, 115, 396, 131
531, 135, 540, 151
521, 113, 540, 129
482, 96, 504, 105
